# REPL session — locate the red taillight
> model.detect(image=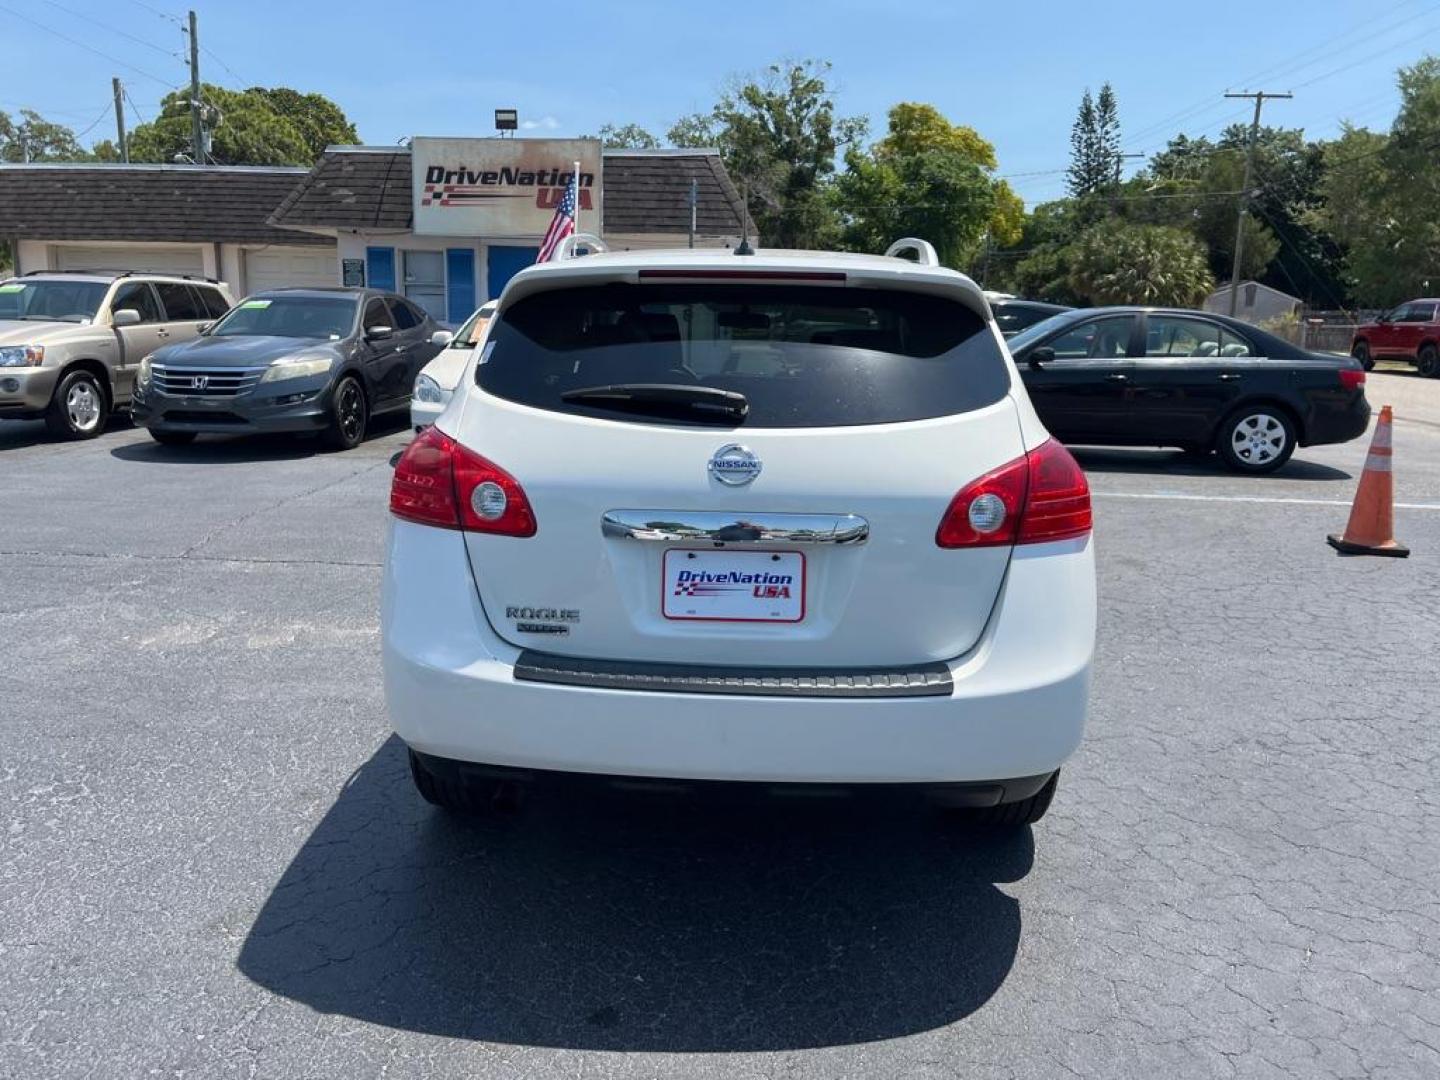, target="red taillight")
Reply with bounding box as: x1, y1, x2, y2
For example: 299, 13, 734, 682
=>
1339, 369, 1366, 391
937, 438, 1091, 548
389, 427, 537, 537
